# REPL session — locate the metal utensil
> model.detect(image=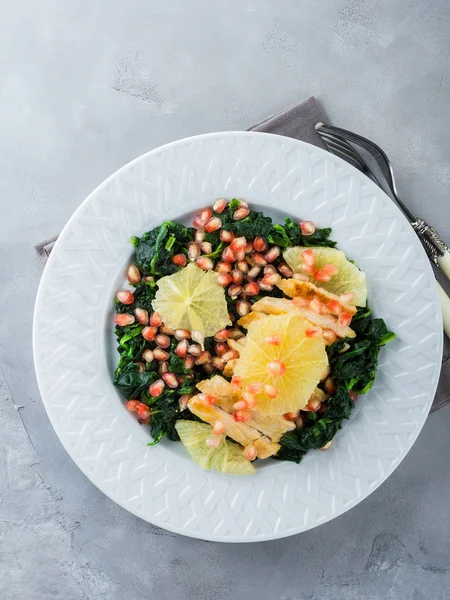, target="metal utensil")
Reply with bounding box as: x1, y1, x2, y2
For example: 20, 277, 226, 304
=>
316, 122, 450, 338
